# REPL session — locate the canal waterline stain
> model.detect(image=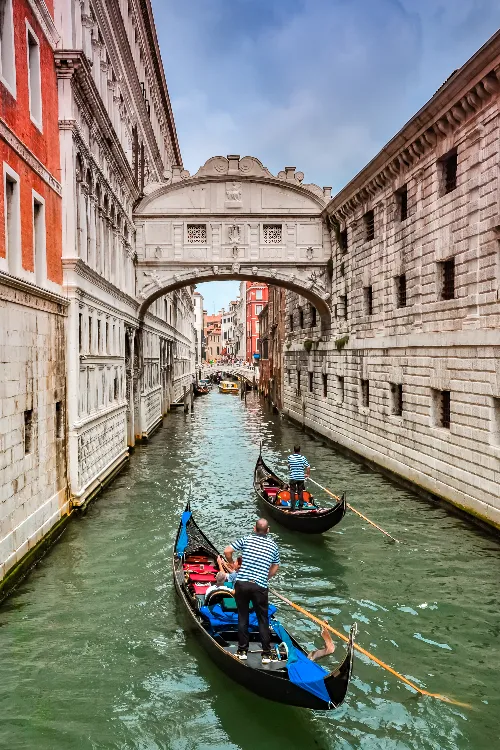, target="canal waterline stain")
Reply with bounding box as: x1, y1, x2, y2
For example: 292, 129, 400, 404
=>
0, 391, 499, 749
